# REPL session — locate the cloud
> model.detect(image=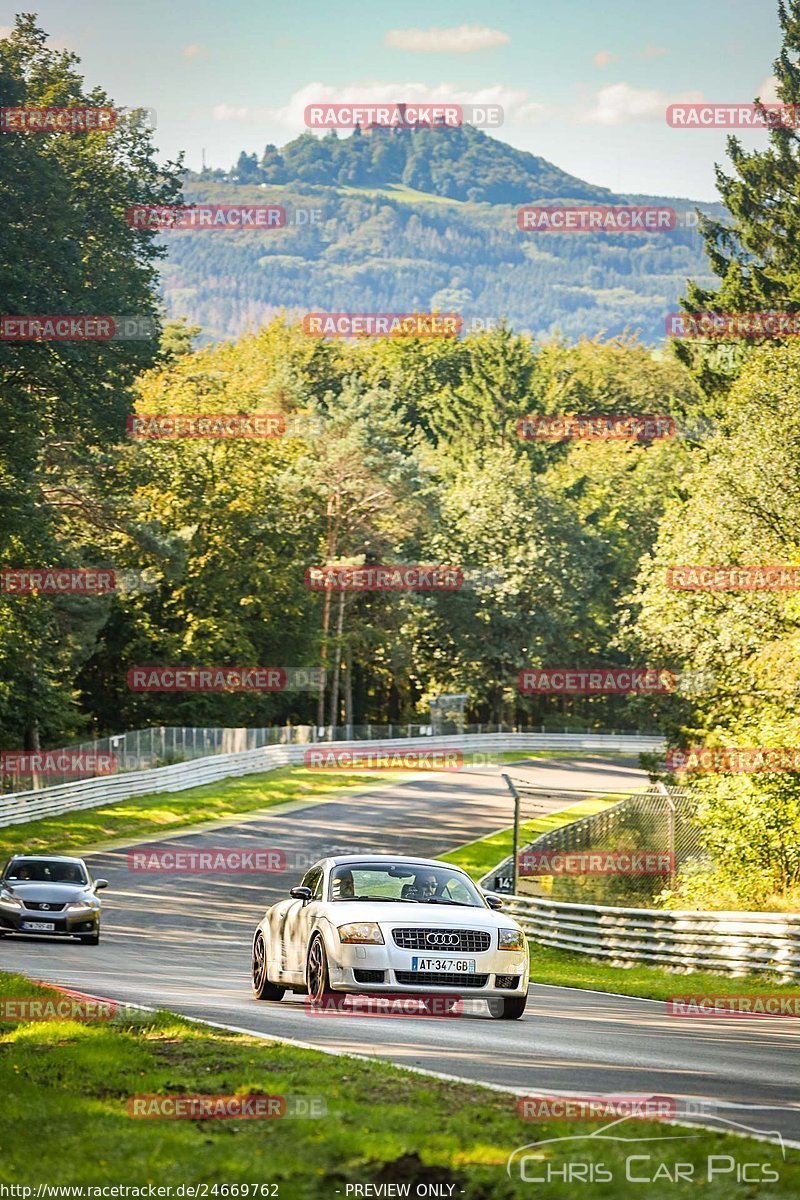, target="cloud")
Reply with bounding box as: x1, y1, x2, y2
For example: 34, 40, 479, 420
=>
182, 43, 208, 59
757, 74, 781, 104
592, 50, 616, 68
640, 43, 667, 59
213, 104, 254, 122
246, 81, 550, 129
583, 82, 704, 125
384, 25, 509, 53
